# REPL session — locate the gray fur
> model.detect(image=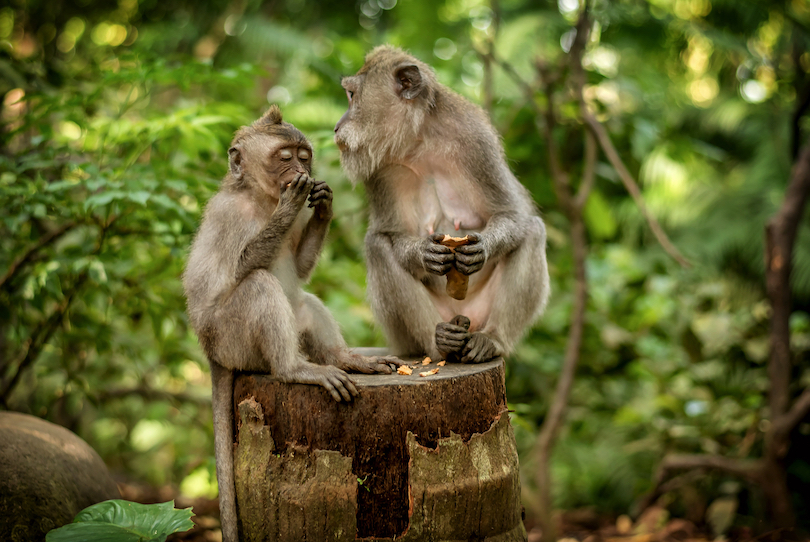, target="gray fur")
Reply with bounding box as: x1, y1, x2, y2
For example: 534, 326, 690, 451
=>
183, 107, 400, 542
335, 45, 550, 363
